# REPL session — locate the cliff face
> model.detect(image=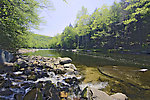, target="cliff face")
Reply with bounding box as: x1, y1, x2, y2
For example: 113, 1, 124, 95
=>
0, 49, 14, 63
